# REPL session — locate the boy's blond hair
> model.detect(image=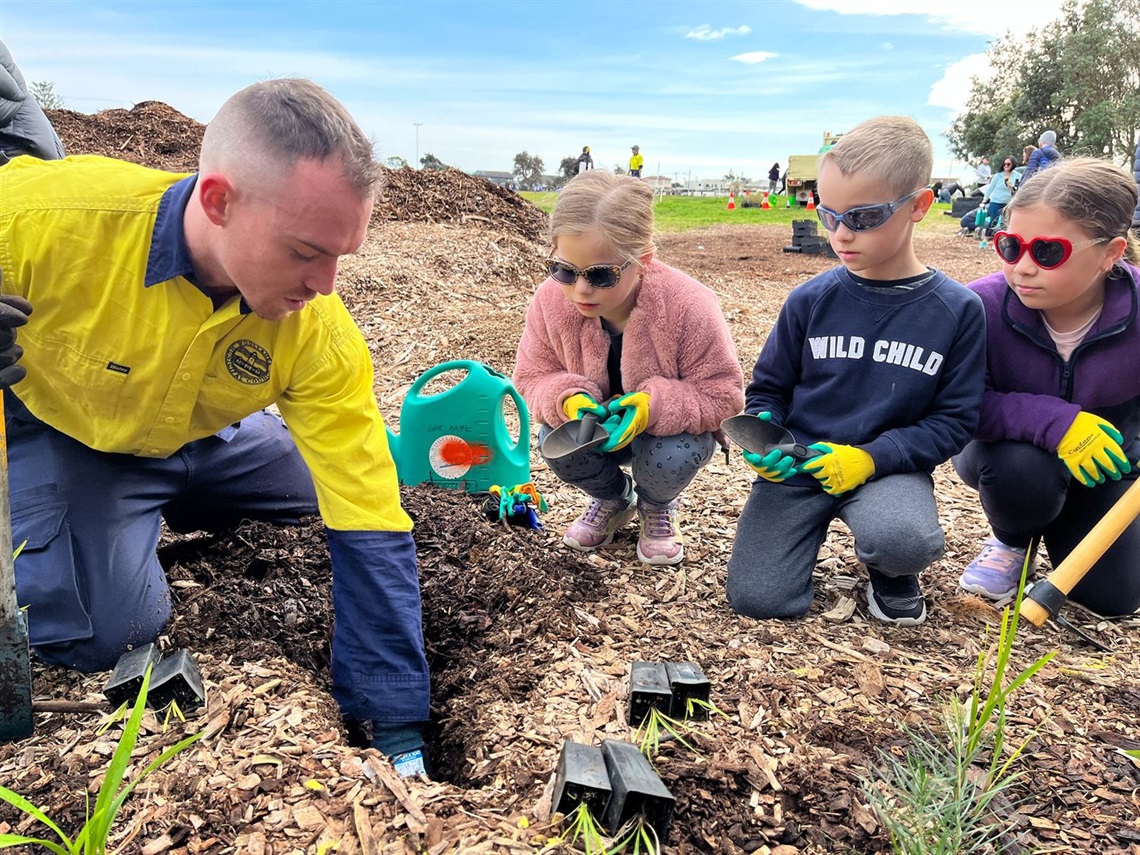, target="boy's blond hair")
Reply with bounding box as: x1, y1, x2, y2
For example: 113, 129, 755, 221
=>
821, 116, 933, 198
